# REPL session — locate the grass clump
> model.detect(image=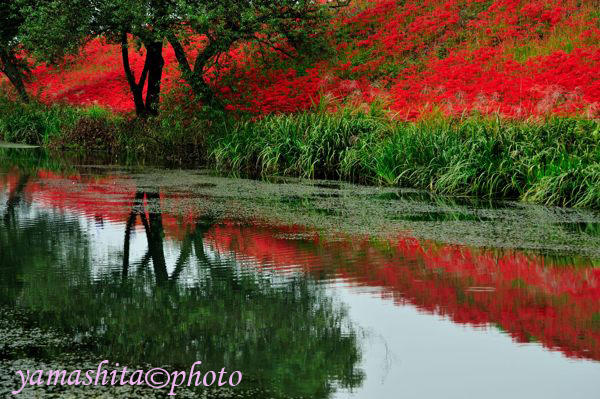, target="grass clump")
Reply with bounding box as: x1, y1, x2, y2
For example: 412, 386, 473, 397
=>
210, 109, 388, 179
0, 93, 126, 147
208, 113, 600, 209
0, 95, 82, 145
0, 94, 207, 162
